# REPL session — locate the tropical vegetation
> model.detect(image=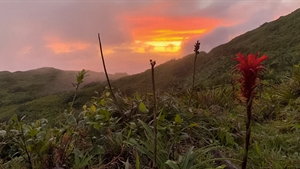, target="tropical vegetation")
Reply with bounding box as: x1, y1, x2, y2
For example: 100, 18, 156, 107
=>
1, 8, 300, 169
